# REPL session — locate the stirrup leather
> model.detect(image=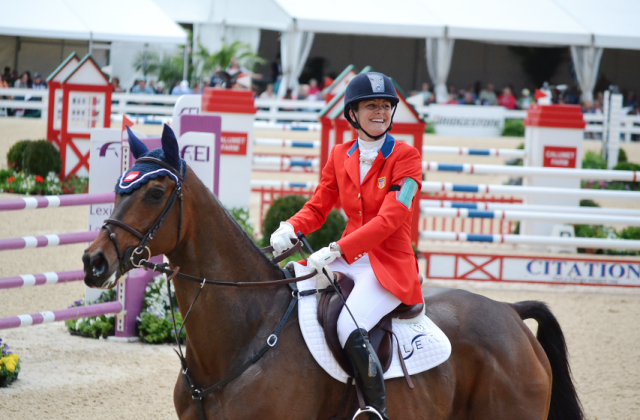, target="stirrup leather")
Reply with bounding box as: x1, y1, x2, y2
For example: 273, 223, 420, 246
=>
353, 406, 384, 420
